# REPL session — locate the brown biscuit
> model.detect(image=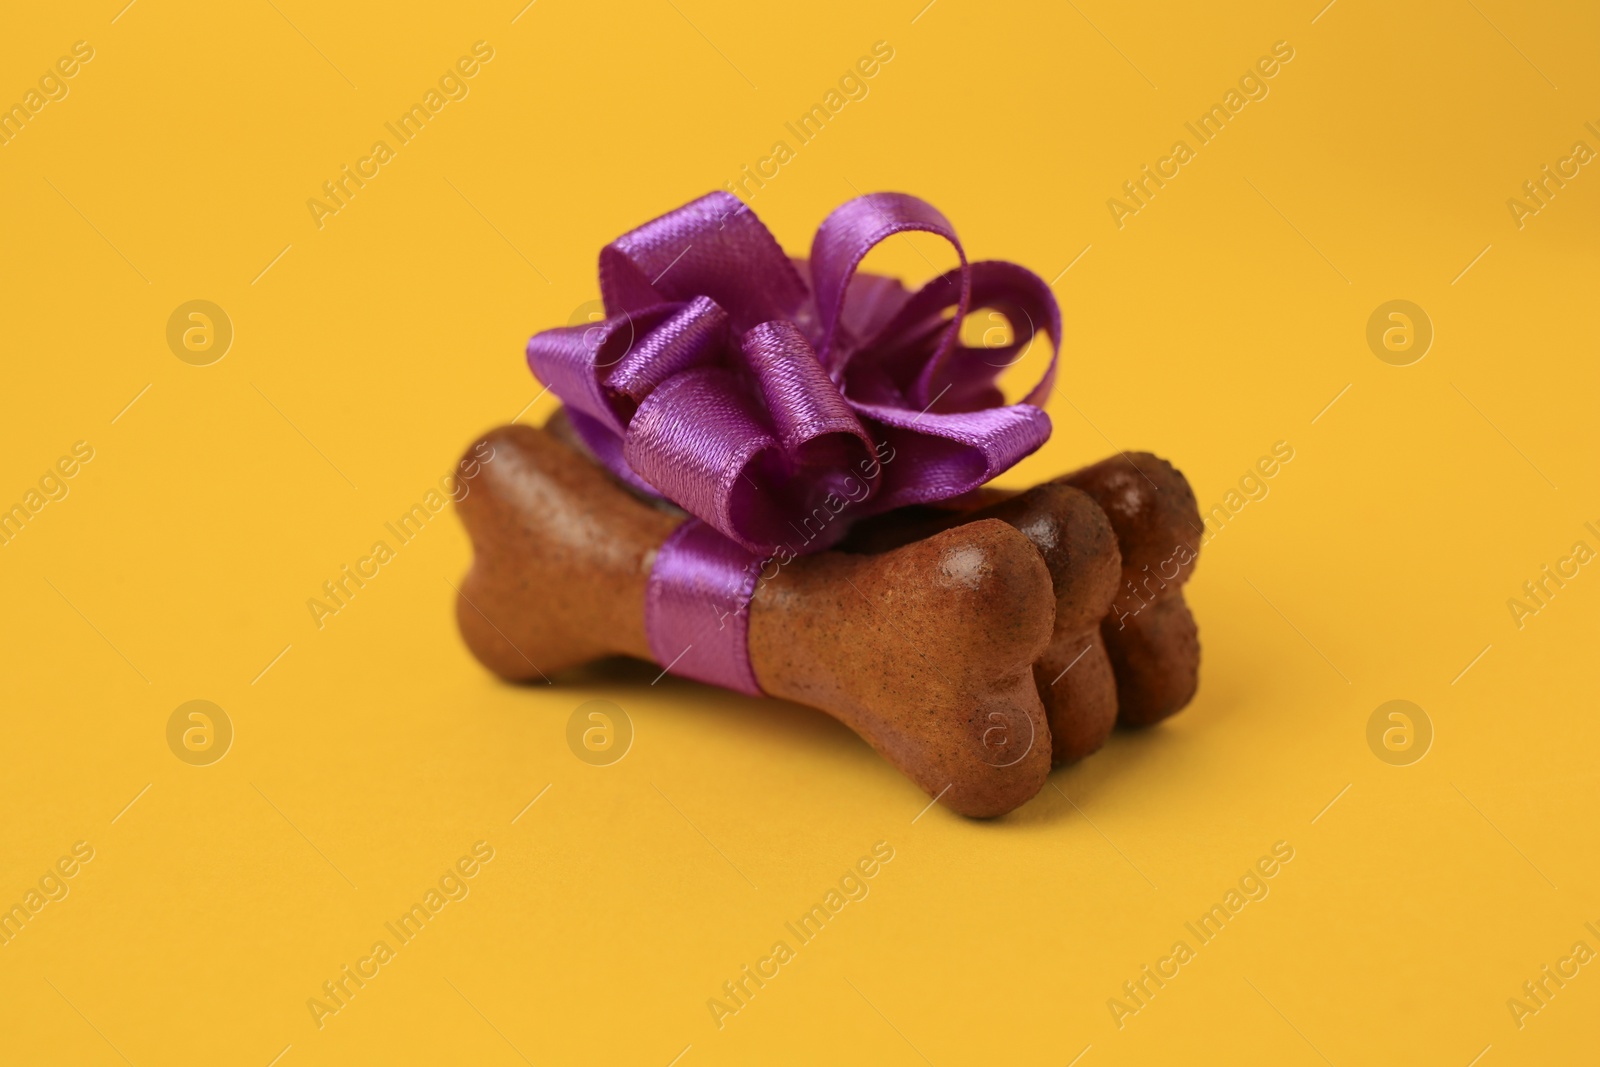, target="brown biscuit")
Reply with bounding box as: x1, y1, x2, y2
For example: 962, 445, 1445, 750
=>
841, 485, 1122, 764
453, 422, 1057, 818
1057, 452, 1202, 726
964, 486, 1121, 763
